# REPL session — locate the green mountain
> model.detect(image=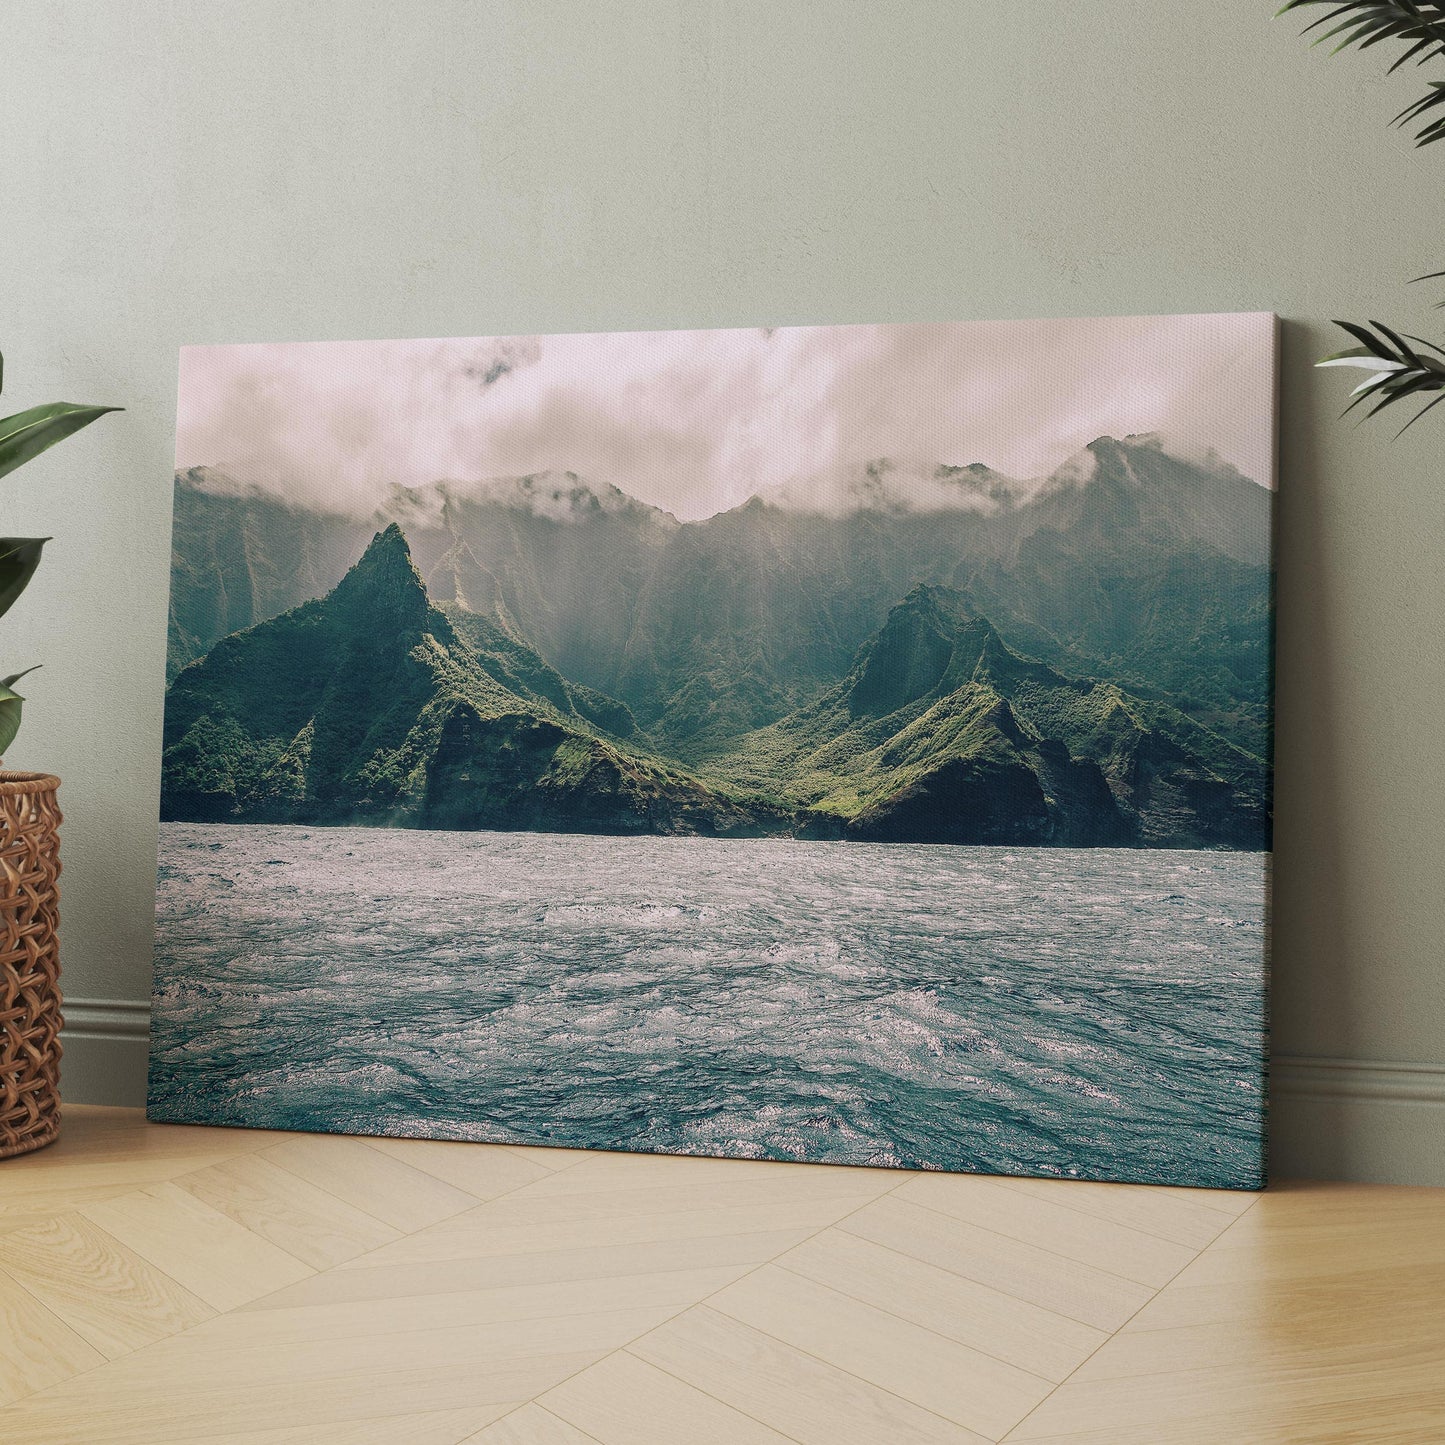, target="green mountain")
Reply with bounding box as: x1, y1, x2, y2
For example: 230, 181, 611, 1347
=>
167, 438, 1272, 758
384, 472, 681, 697
964, 438, 1273, 756
699, 586, 1268, 849
166, 468, 374, 681
162, 534, 1269, 848
160, 526, 782, 837
438, 603, 639, 739
163, 436, 1272, 848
